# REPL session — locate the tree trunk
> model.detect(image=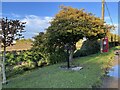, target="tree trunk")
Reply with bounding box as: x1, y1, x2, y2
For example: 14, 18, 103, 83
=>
67, 49, 70, 69
2, 46, 7, 84
69, 48, 74, 62
67, 45, 74, 69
